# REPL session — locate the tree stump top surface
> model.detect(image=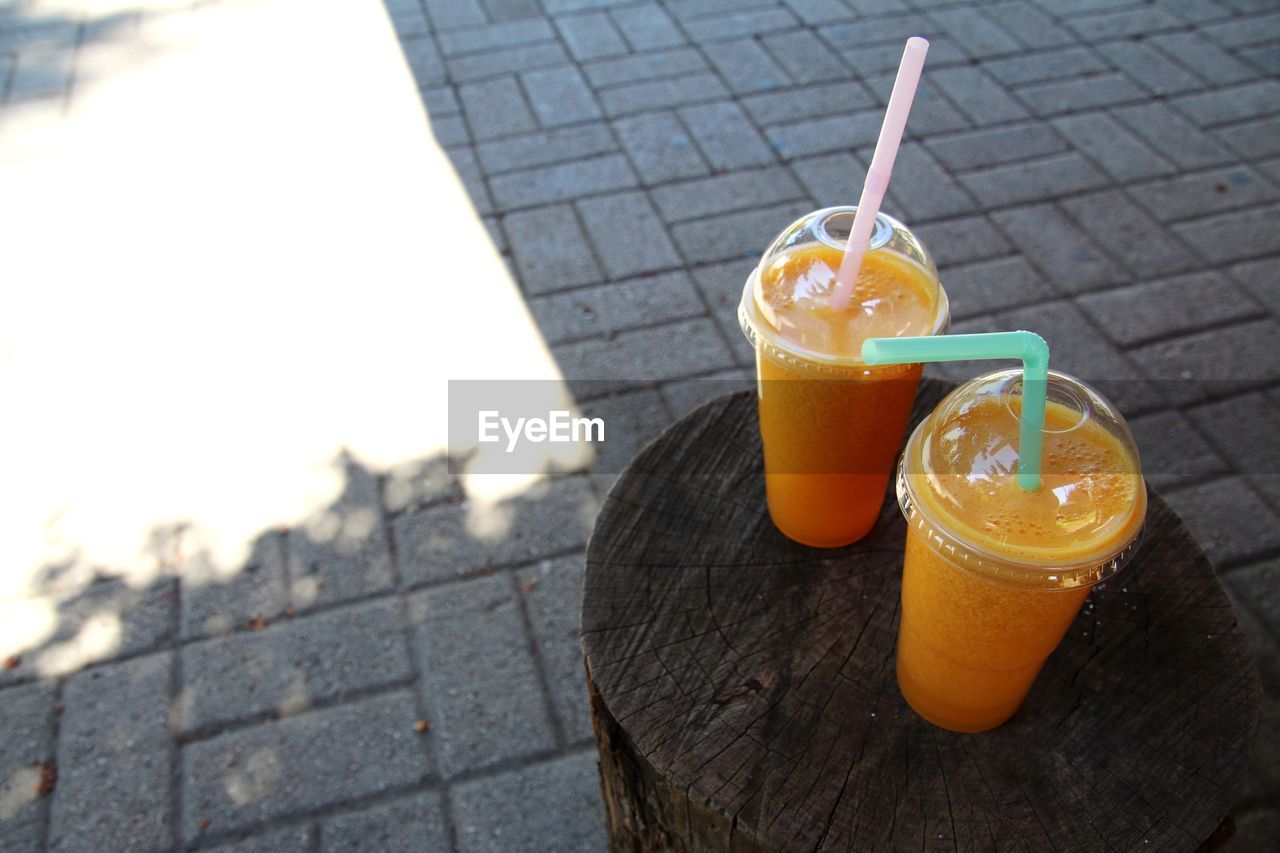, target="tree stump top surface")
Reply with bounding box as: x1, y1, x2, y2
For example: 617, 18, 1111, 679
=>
582, 382, 1261, 852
